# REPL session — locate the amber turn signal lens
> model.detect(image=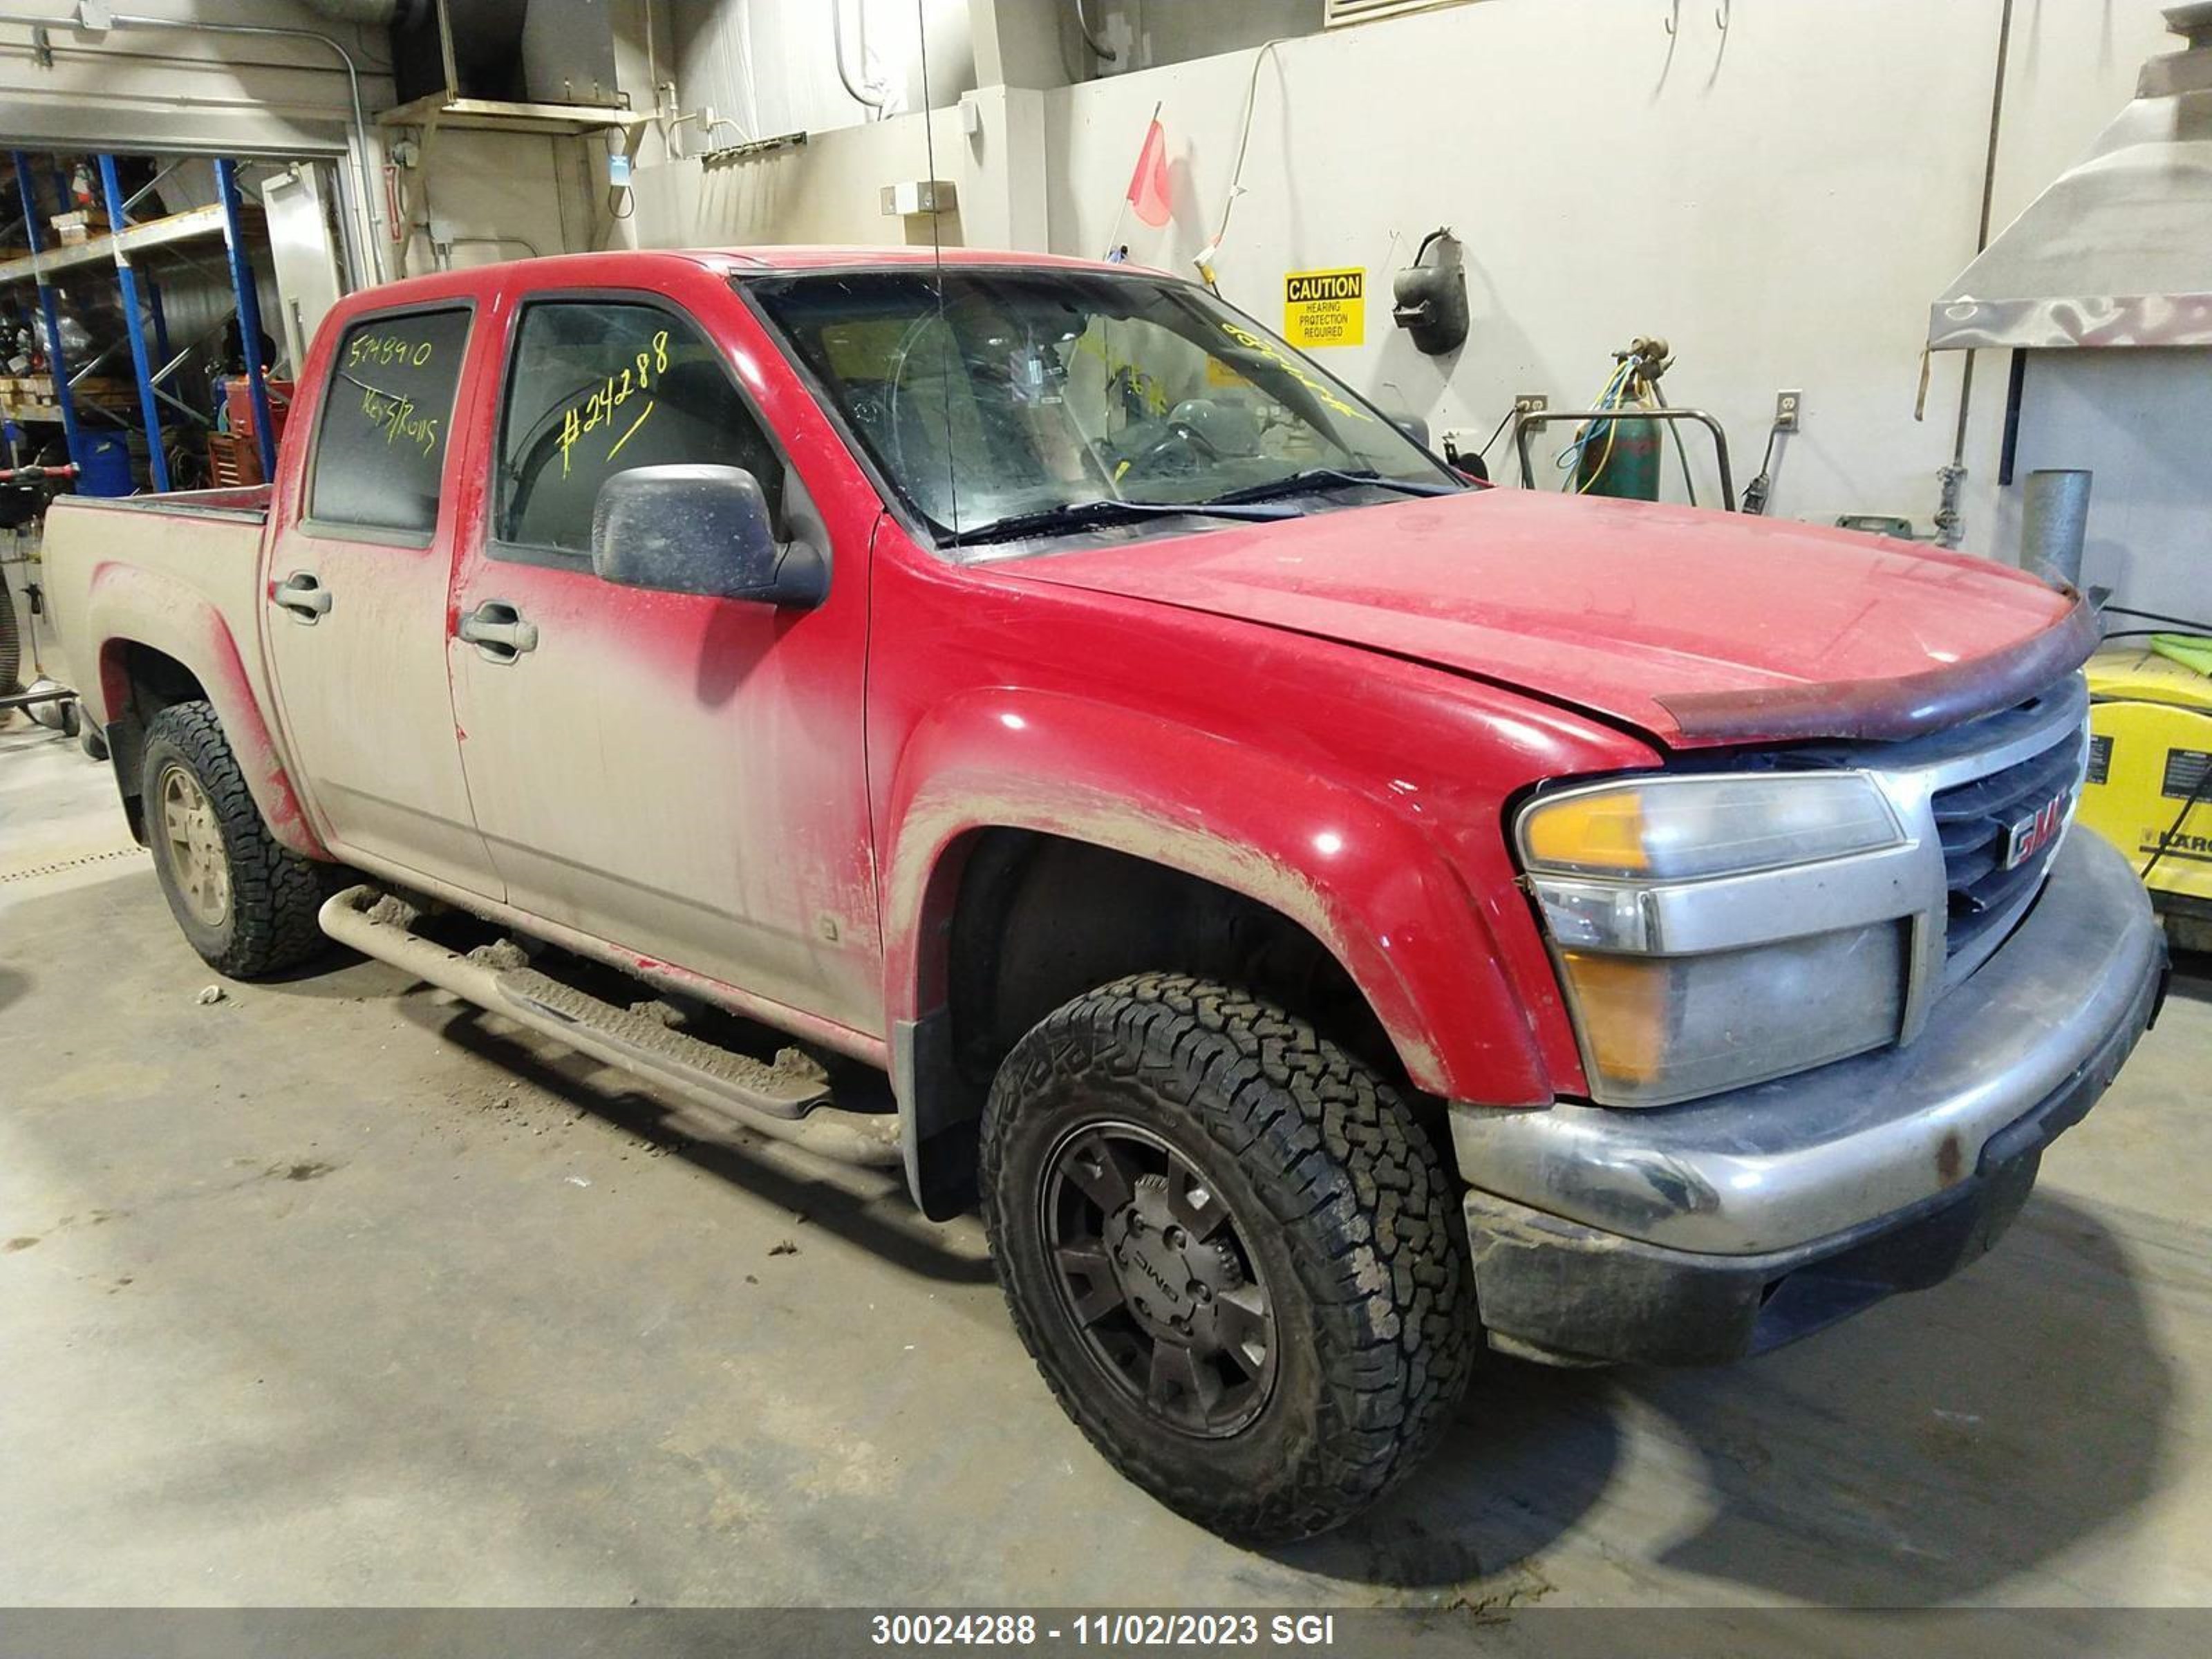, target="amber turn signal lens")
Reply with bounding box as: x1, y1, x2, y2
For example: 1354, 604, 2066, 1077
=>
1521, 792, 1651, 874
1555, 949, 1669, 1085
1553, 924, 1907, 1107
